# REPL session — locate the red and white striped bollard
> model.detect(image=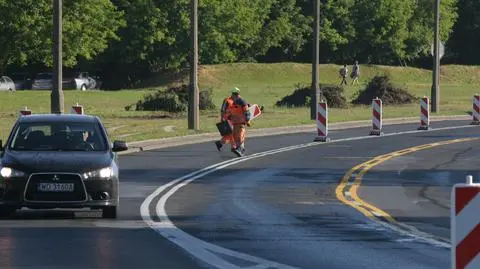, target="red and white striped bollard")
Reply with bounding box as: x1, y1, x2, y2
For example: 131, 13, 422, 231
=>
71, 103, 84, 114
19, 106, 31, 116
471, 94, 480, 125
451, 175, 480, 269
370, 97, 383, 136
418, 96, 430, 130
314, 100, 330, 142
